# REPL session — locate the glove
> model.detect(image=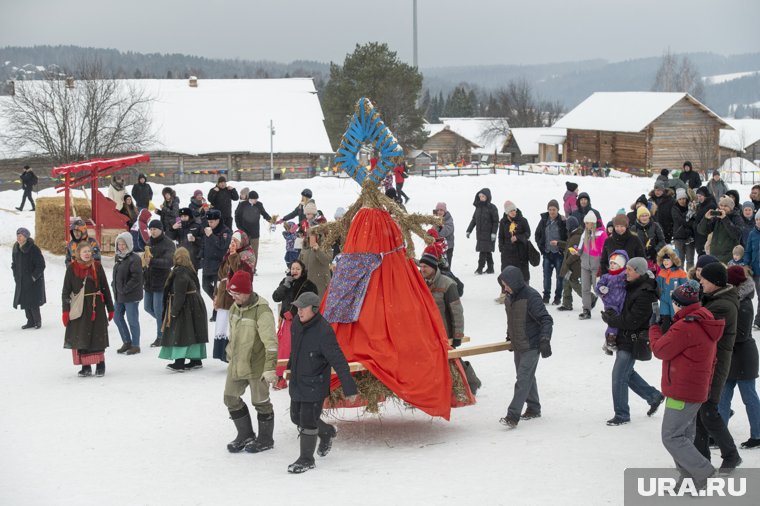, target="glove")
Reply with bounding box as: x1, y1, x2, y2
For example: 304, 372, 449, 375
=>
598, 286, 609, 295
108, 311, 114, 321
452, 333, 463, 348
539, 339, 552, 358
466, 232, 471, 239
505, 335, 513, 352
261, 370, 278, 385
600, 309, 615, 324
62, 311, 70, 327
490, 233, 497, 242
283, 275, 294, 288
